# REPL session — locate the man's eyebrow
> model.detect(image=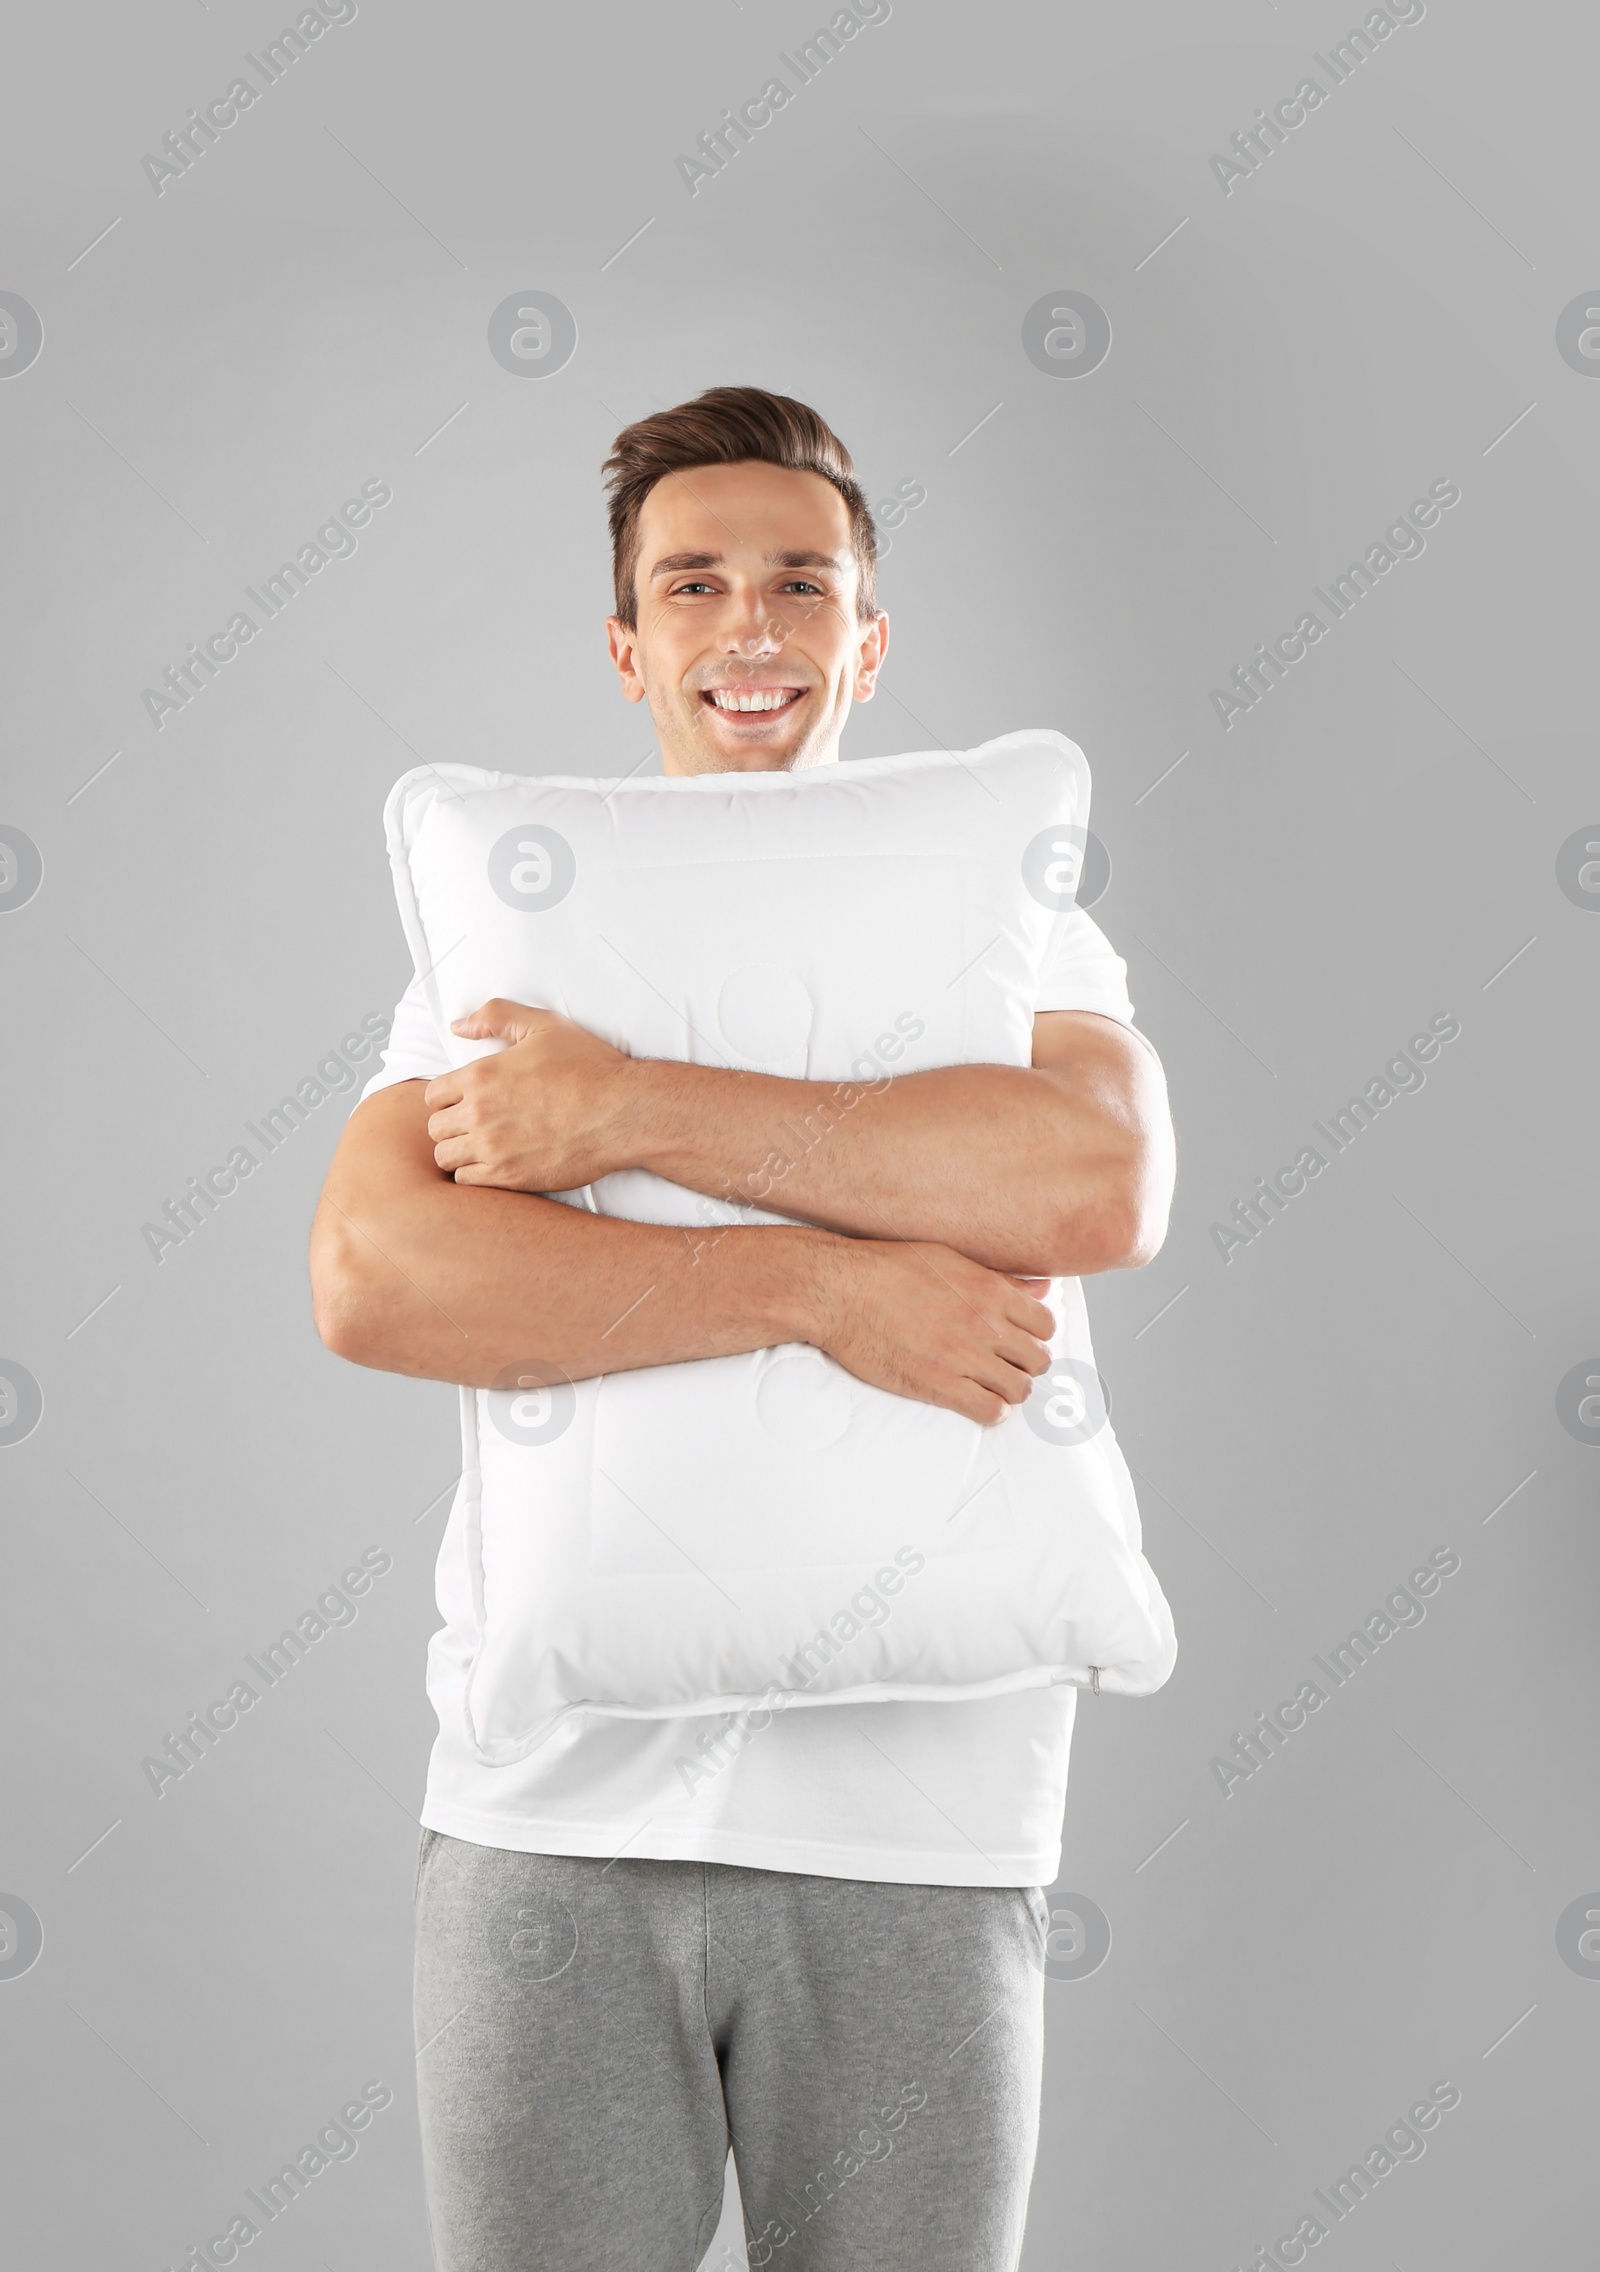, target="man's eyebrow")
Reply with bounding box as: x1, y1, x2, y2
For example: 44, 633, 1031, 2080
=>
648, 547, 849, 580
770, 548, 848, 573
649, 551, 721, 578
